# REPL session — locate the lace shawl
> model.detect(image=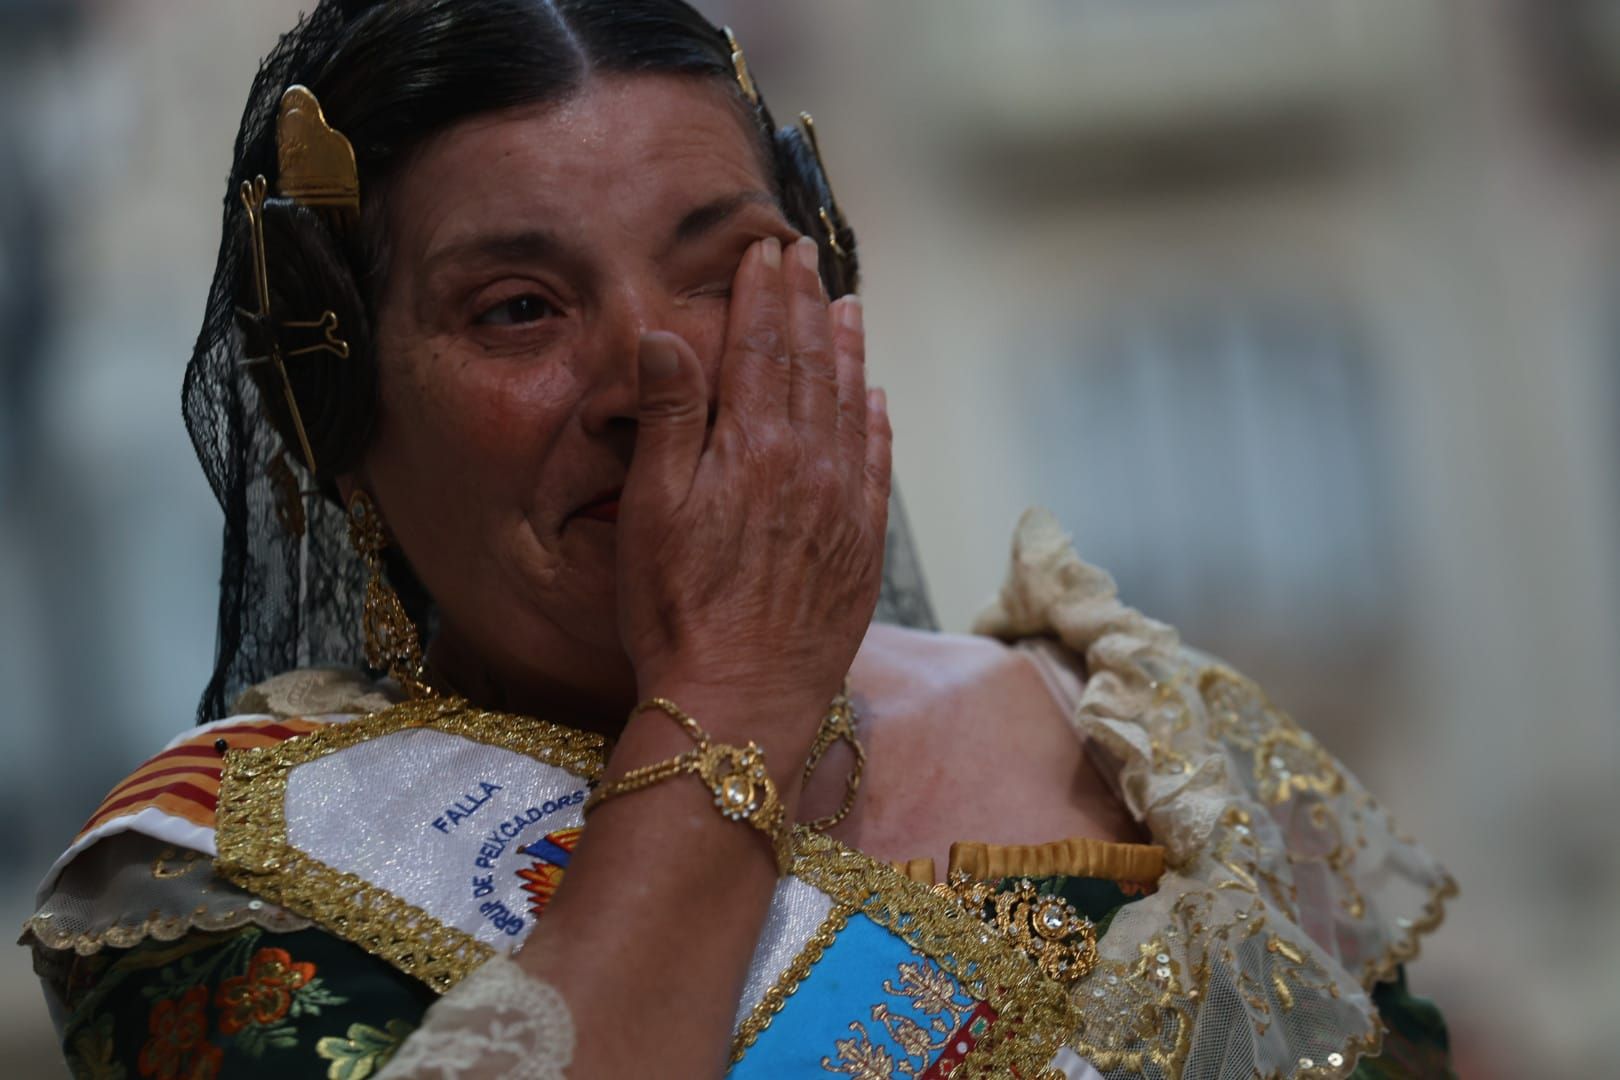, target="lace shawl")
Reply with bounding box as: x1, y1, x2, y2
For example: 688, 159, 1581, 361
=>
971, 508, 1456, 1078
